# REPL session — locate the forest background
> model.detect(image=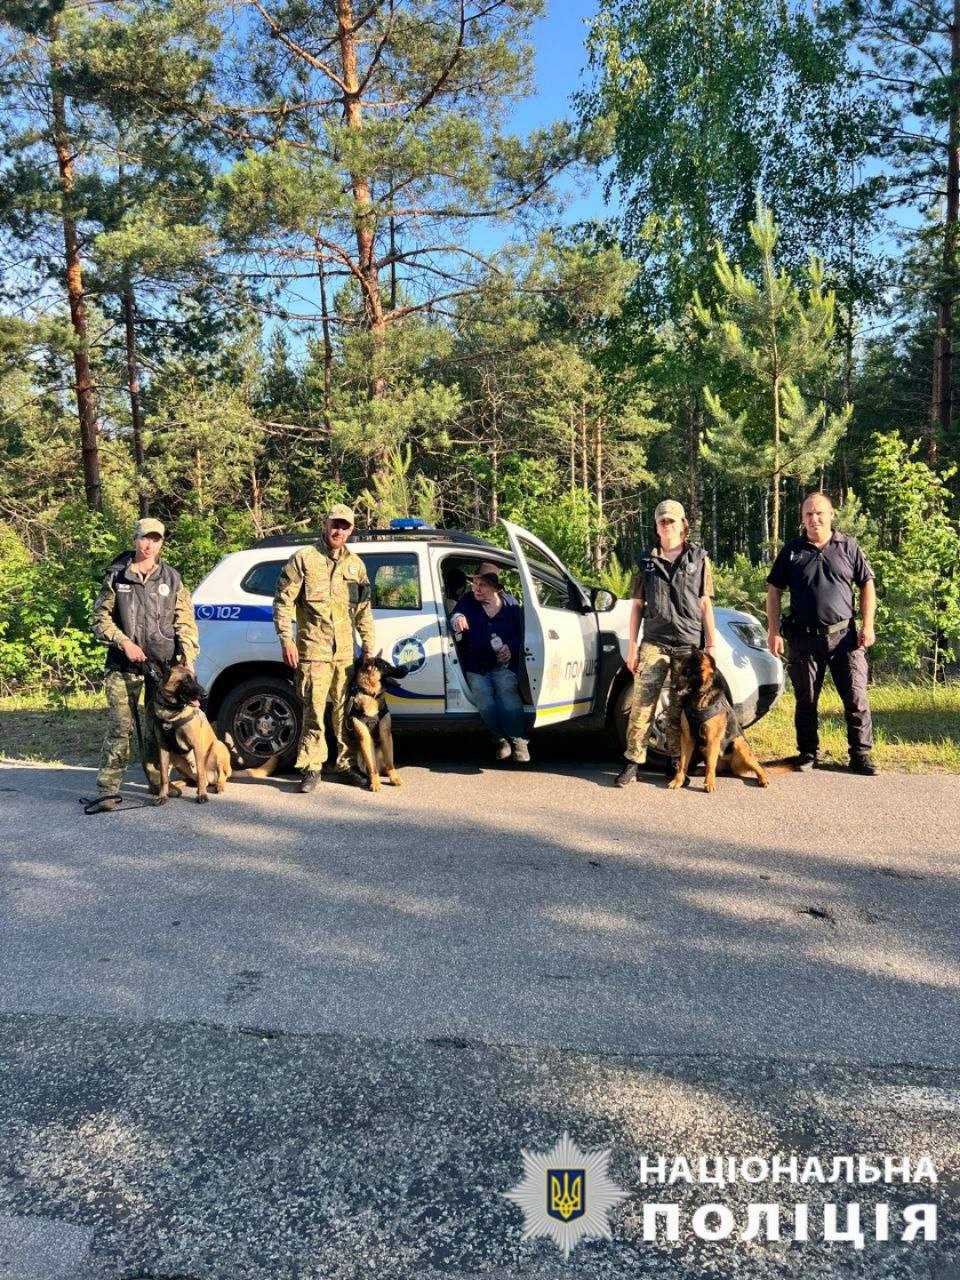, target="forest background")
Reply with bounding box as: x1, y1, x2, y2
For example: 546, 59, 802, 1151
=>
1, 0, 959, 694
